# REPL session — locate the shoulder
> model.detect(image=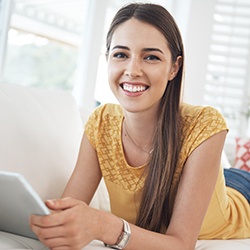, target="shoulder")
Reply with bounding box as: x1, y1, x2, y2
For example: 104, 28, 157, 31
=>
90, 103, 123, 118
180, 103, 228, 155
181, 103, 223, 118
181, 103, 227, 129
84, 104, 123, 146
86, 103, 123, 125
